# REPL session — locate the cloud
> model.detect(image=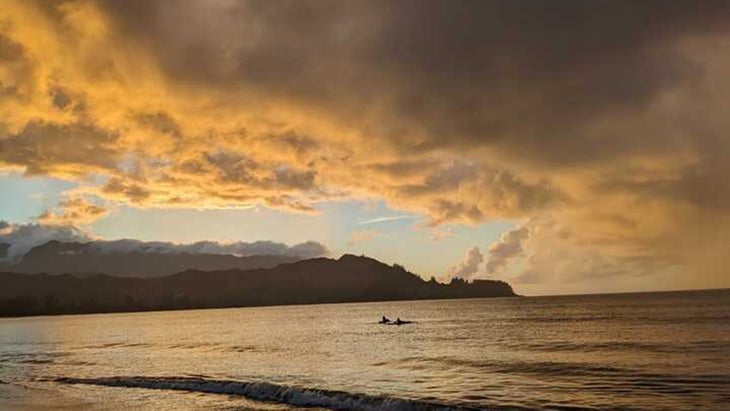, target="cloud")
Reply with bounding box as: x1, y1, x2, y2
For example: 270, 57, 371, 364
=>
347, 228, 381, 246
396, 161, 562, 225
37, 197, 109, 225
357, 215, 417, 225
425, 226, 454, 242
286, 241, 330, 258
446, 246, 484, 280
0, 220, 329, 261
101, 178, 151, 203
485, 225, 530, 275
0, 221, 94, 260
87, 238, 328, 258
1, 1, 729, 290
